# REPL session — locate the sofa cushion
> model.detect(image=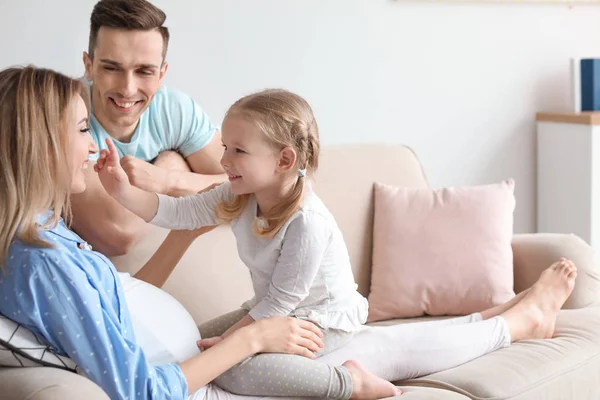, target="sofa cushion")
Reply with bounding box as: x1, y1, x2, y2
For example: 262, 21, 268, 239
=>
0, 366, 109, 400
395, 386, 470, 399
368, 180, 516, 321
405, 306, 600, 399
